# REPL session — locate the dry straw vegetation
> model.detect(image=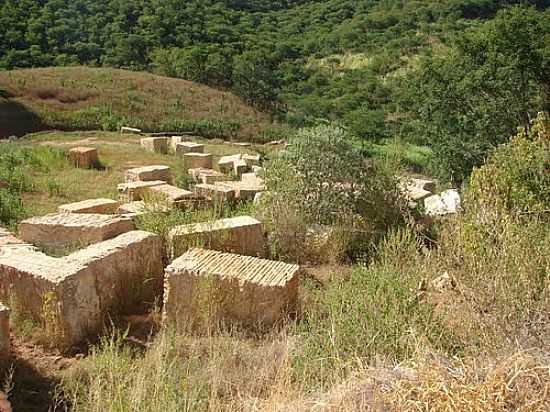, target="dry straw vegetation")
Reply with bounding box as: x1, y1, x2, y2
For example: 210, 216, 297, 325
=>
0, 67, 275, 140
